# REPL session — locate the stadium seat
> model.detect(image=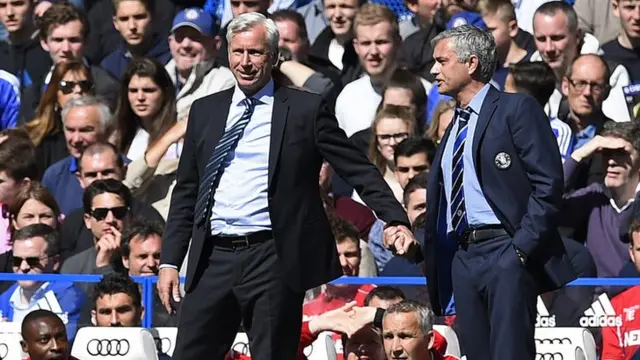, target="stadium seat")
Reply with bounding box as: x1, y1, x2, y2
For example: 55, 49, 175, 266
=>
149, 327, 178, 357
433, 324, 461, 357
535, 343, 586, 360
304, 333, 338, 360
535, 327, 597, 360
71, 327, 159, 360
0, 322, 24, 360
